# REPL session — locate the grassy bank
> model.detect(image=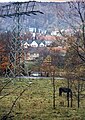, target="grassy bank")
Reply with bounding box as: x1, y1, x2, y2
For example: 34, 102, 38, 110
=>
0, 78, 85, 120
